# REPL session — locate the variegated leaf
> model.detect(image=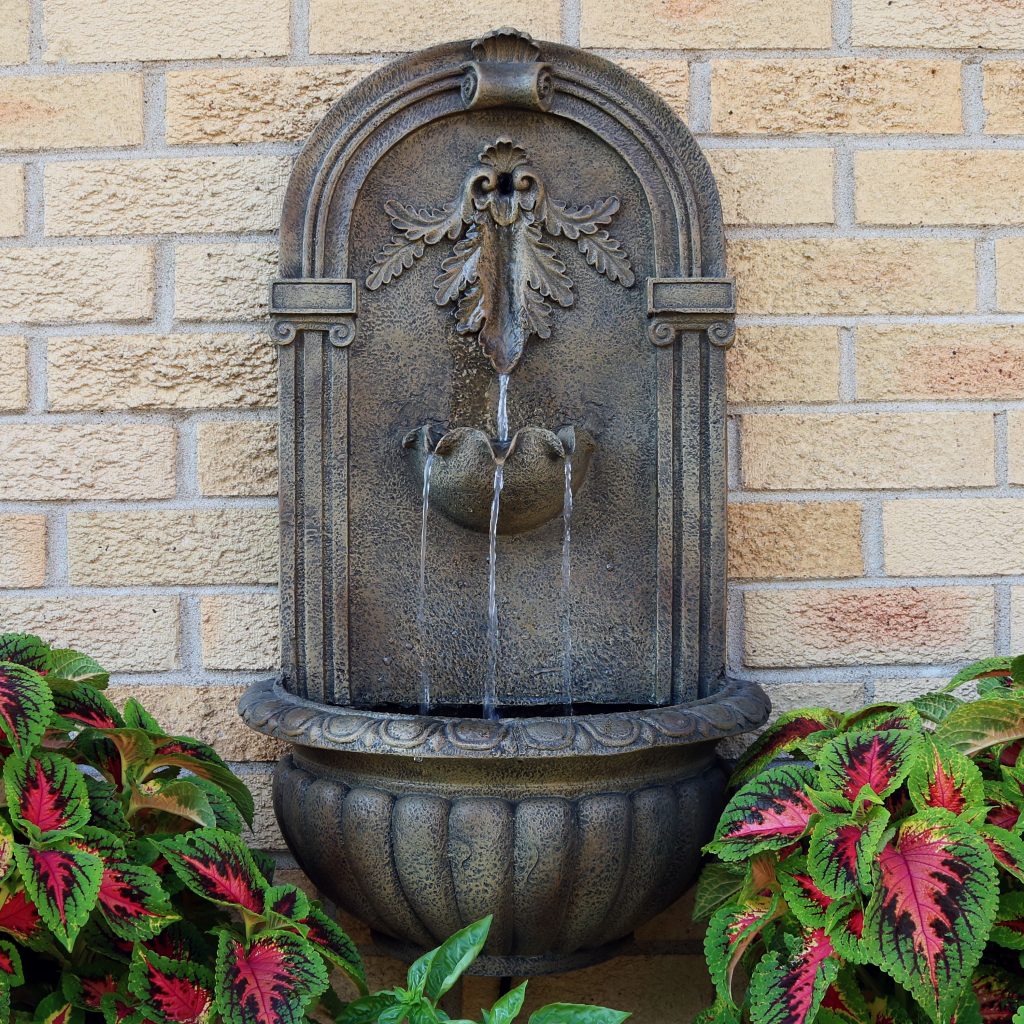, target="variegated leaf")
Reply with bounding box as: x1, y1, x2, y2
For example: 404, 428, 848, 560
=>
816, 729, 918, 802
778, 856, 834, 930
748, 928, 840, 1024
0, 661, 54, 756
936, 693, 1024, 756
5, 752, 91, 840
908, 738, 985, 816
730, 709, 842, 789
129, 948, 215, 1024
980, 825, 1024, 882
705, 895, 781, 1003
990, 891, 1024, 950
301, 904, 366, 992
161, 828, 267, 914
